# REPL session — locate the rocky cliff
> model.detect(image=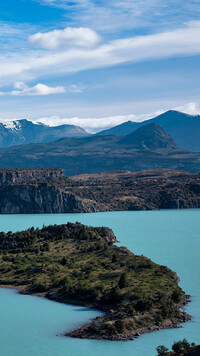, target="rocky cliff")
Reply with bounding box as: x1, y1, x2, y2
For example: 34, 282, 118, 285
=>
1, 168, 200, 213
0, 168, 64, 184
0, 183, 99, 214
